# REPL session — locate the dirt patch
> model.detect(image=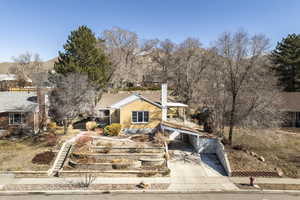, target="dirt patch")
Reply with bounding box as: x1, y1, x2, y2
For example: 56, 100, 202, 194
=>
32, 151, 55, 165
